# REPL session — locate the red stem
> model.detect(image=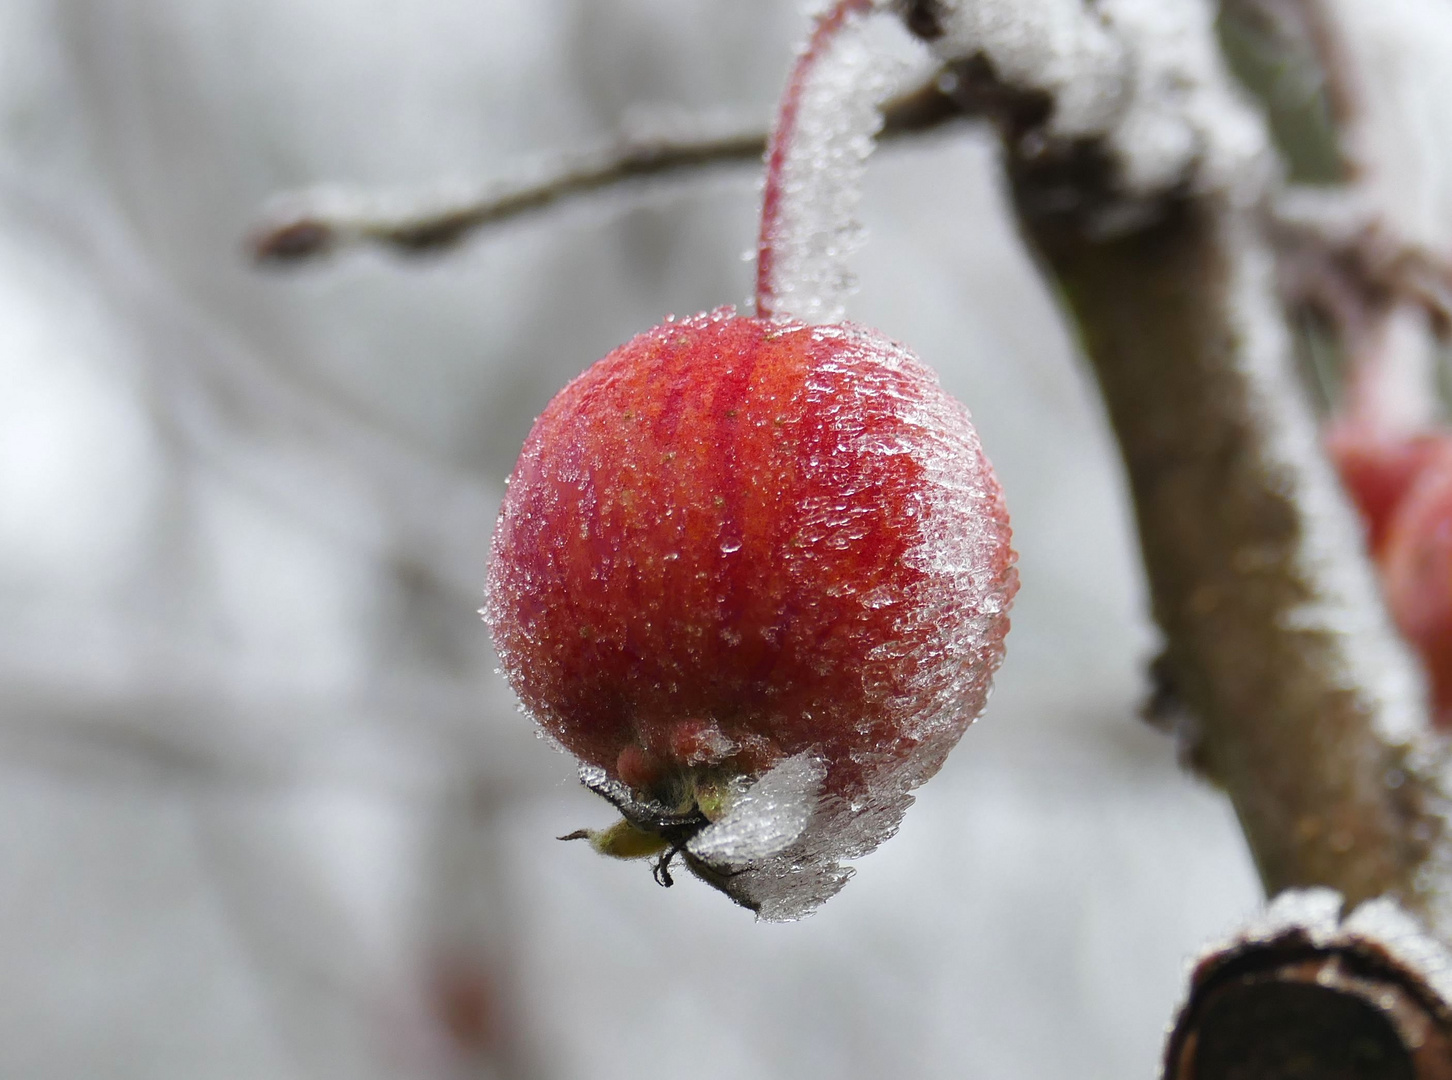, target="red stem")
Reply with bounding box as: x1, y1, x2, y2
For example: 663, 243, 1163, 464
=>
755, 0, 875, 319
